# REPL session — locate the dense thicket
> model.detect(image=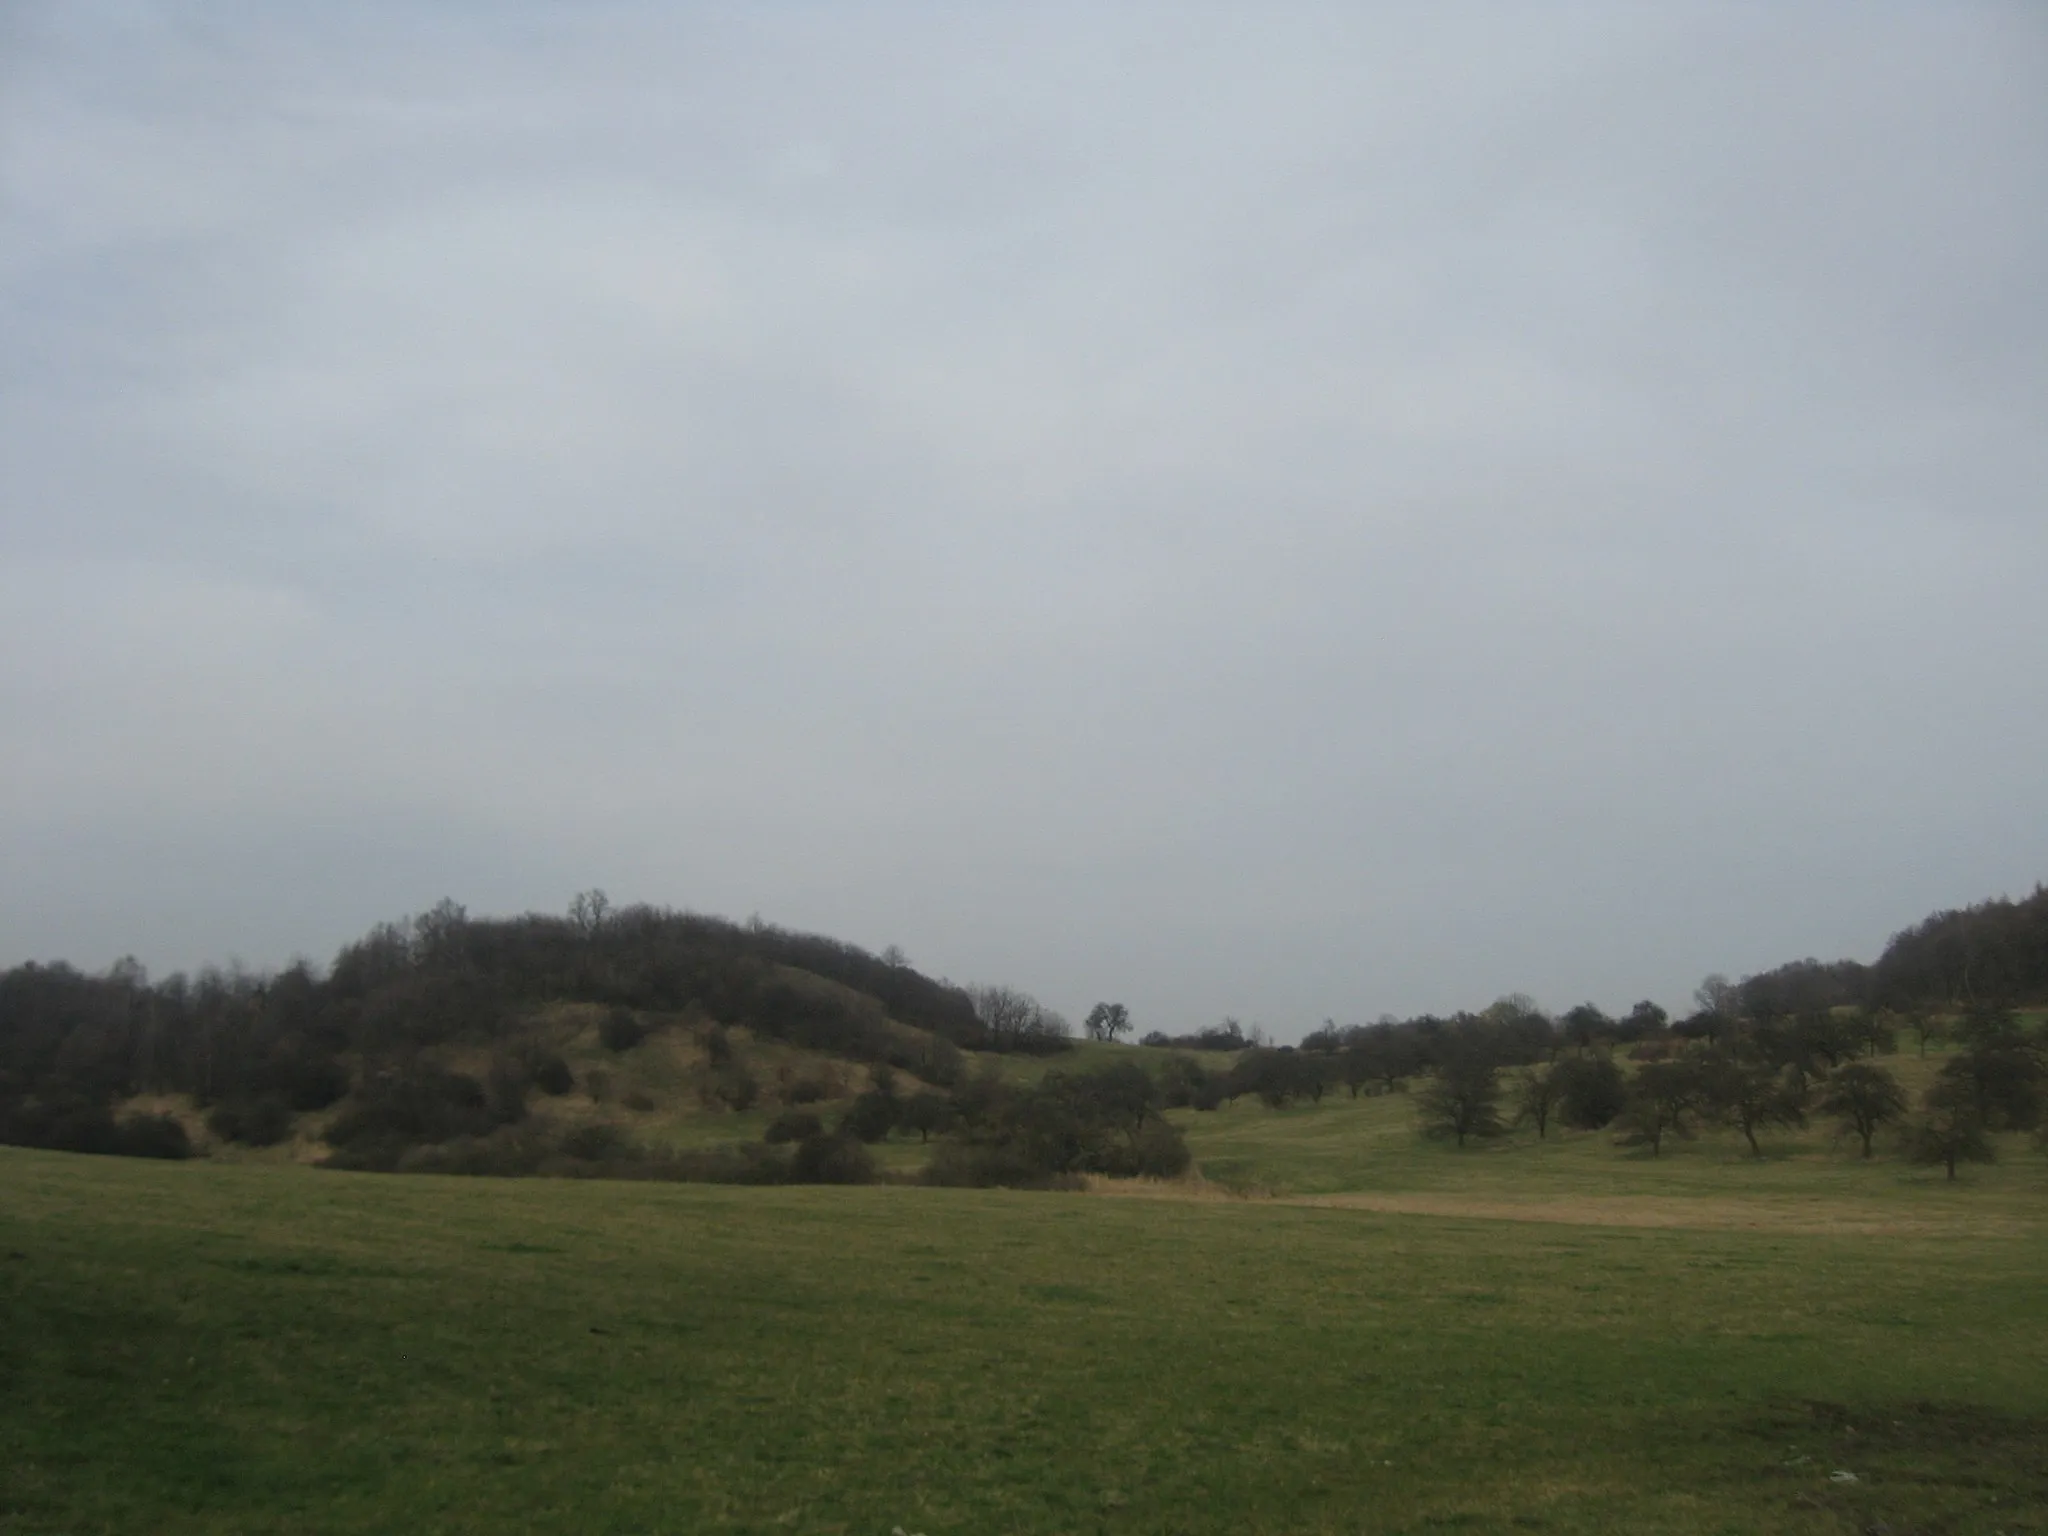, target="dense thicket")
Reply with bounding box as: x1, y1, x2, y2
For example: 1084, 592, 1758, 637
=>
1871, 886, 2048, 1006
